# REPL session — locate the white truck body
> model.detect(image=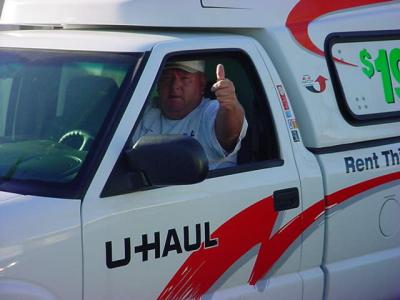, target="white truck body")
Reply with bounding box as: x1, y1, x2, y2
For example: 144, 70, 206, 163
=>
0, 0, 399, 299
